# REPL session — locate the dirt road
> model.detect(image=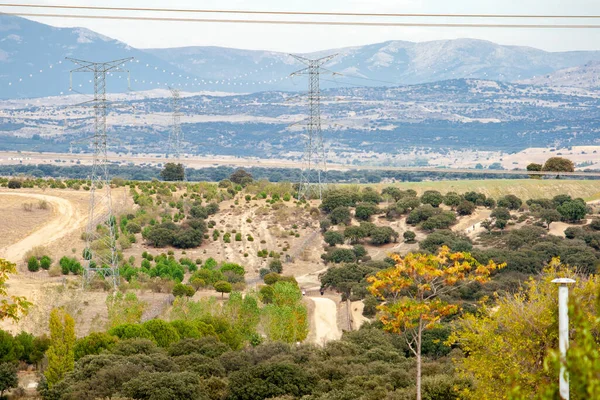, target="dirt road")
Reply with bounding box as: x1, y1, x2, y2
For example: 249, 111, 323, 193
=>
310, 297, 342, 344
0, 192, 84, 263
